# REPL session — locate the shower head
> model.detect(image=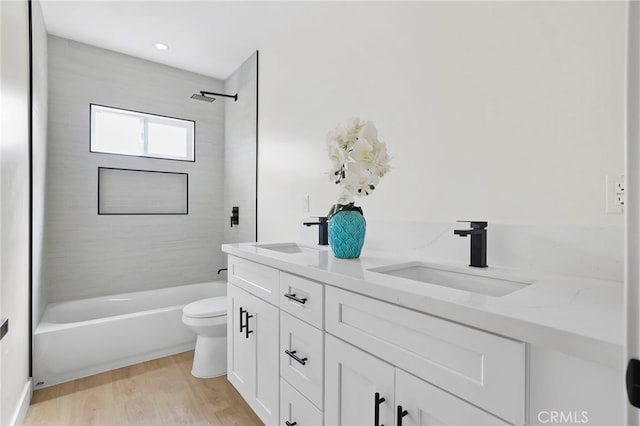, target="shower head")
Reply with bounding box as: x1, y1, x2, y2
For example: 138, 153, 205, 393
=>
191, 93, 216, 103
